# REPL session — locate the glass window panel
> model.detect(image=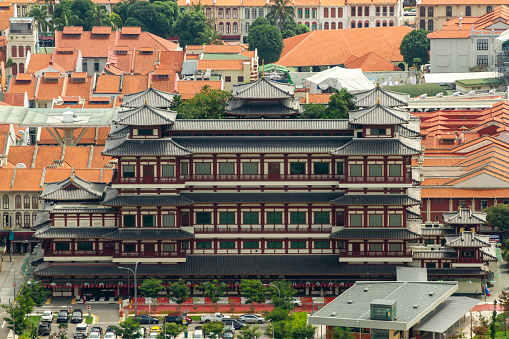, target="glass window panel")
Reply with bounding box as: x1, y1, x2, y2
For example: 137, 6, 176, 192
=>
369, 214, 383, 226
290, 212, 306, 224
290, 163, 306, 175
162, 165, 174, 177
350, 164, 362, 177
389, 243, 402, 251
197, 241, 212, 249
55, 243, 70, 251
220, 212, 235, 224
389, 164, 401, 177
123, 165, 135, 178
389, 215, 401, 226
314, 212, 330, 224
124, 244, 136, 252
220, 241, 235, 249
266, 212, 282, 224
123, 215, 136, 227
243, 212, 259, 224
267, 241, 282, 249
195, 163, 211, 175
291, 240, 306, 249
143, 215, 154, 227
77, 243, 93, 251
196, 212, 212, 224
242, 163, 258, 175
163, 244, 176, 252
163, 214, 175, 227
314, 163, 329, 174
219, 163, 235, 175
369, 164, 382, 177
243, 241, 259, 249
315, 241, 330, 249
350, 214, 362, 226
369, 243, 383, 251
